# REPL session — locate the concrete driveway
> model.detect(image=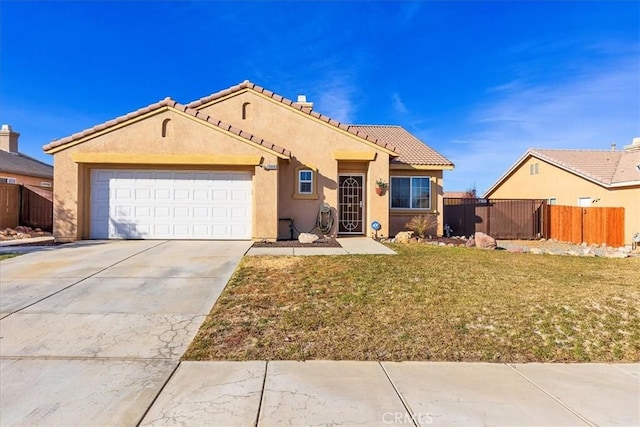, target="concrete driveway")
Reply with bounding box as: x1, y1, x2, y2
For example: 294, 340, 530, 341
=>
0, 240, 251, 426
